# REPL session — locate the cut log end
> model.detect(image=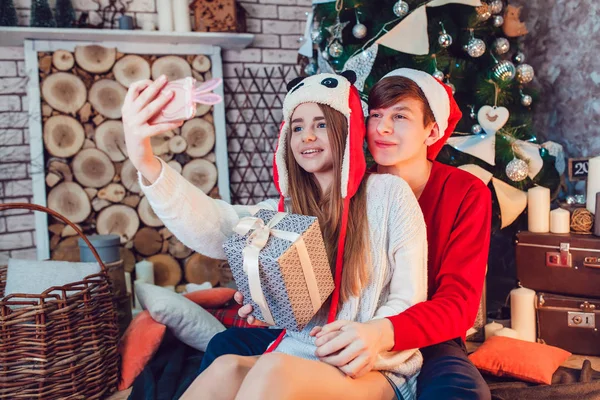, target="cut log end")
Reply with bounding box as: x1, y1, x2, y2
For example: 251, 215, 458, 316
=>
184, 253, 220, 286
182, 159, 218, 194
52, 50, 75, 71
148, 254, 182, 286
75, 45, 117, 74
41, 72, 87, 115
133, 227, 163, 256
